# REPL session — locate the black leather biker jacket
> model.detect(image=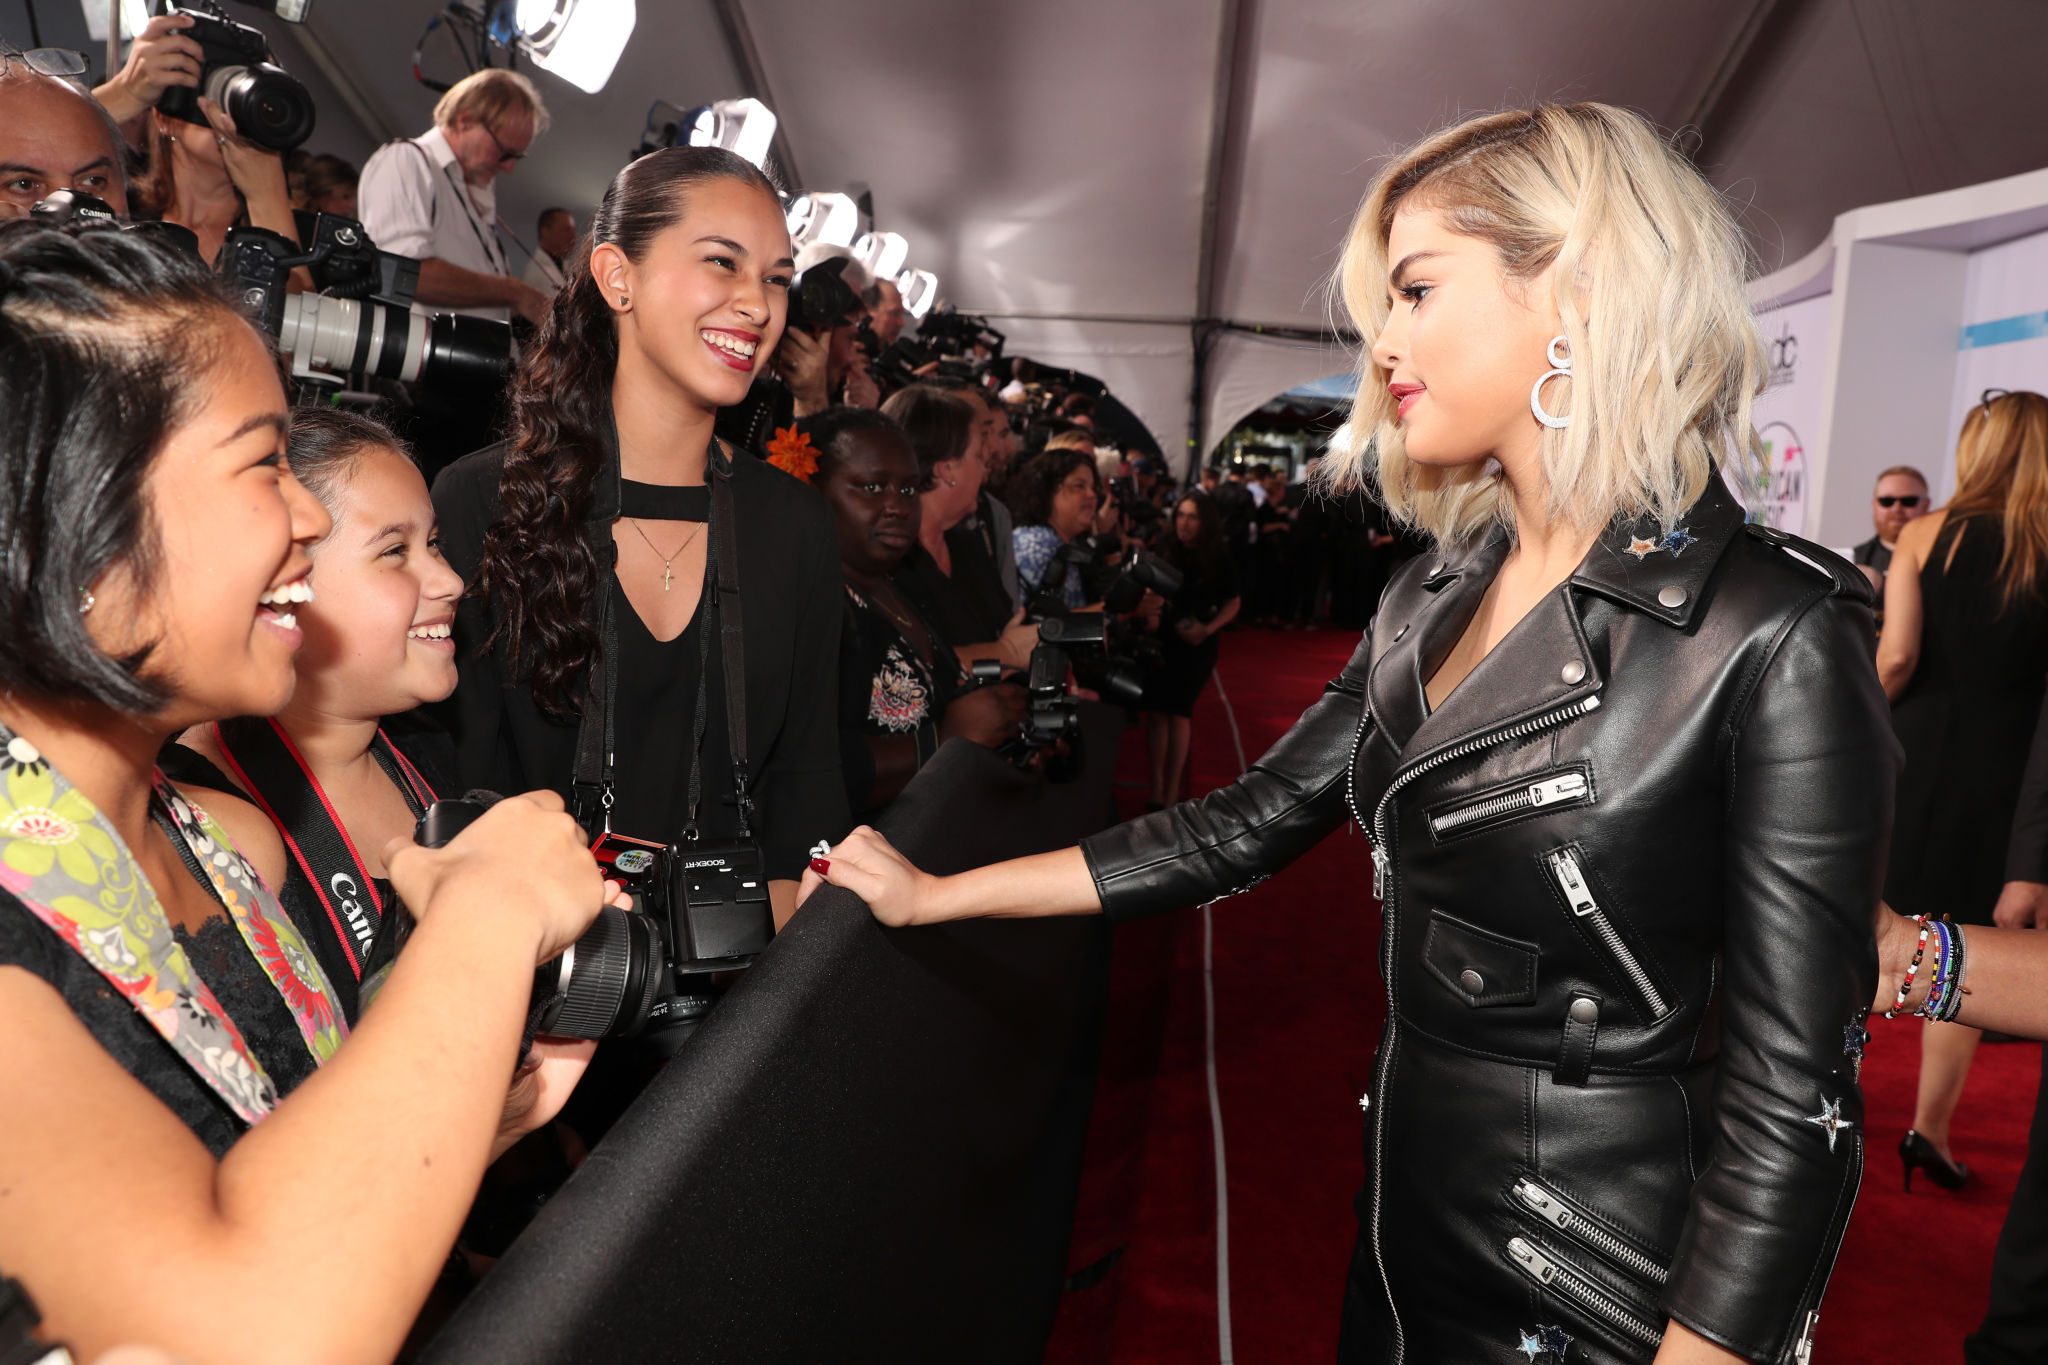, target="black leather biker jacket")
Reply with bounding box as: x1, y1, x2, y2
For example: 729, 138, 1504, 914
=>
1079, 477, 1897, 1364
